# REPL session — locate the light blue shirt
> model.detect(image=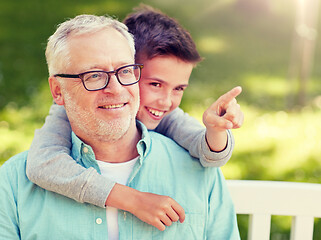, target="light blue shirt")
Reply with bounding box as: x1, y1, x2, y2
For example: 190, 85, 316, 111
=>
0, 122, 240, 240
